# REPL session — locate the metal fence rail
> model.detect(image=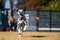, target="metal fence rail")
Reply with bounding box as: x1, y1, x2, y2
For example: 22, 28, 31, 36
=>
0, 9, 60, 32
